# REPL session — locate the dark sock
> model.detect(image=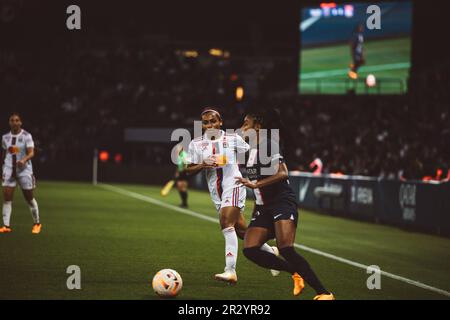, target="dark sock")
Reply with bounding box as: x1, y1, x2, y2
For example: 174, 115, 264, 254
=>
179, 191, 188, 206
243, 247, 295, 273
279, 246, 329, 295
